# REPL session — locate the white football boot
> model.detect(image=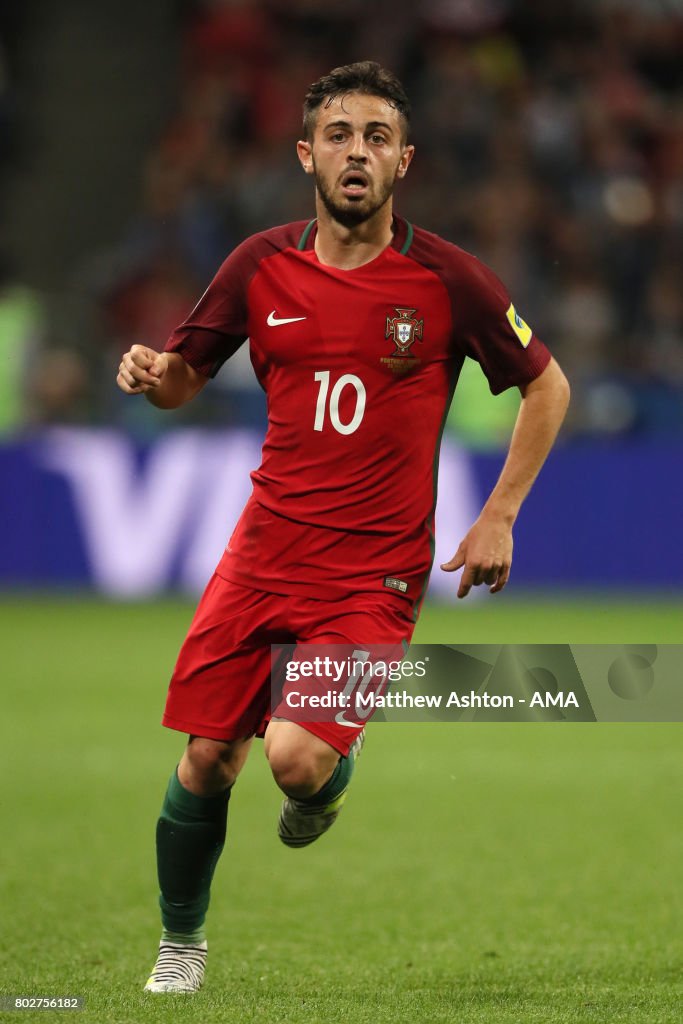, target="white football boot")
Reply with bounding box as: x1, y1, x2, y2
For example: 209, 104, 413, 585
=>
144, 940, 207, 993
